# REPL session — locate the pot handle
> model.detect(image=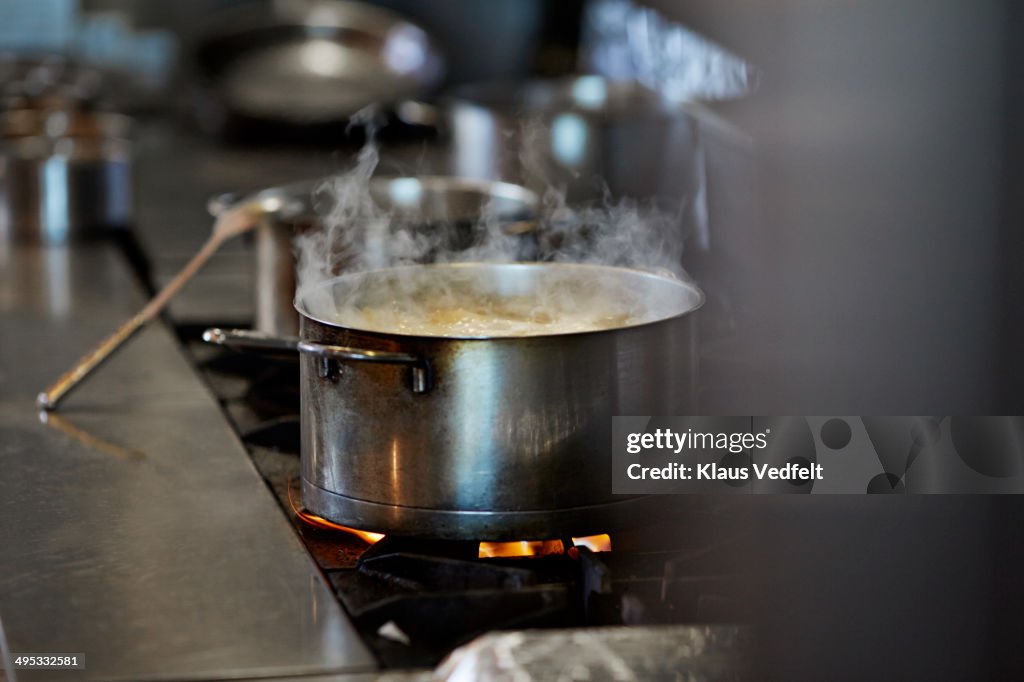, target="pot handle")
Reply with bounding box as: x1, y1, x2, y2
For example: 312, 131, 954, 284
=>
202, 328, 432, 393
206, 185, 313, 221
394, 100, 443, 131
202, 327, 299, 353
207, 191, 244, 217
